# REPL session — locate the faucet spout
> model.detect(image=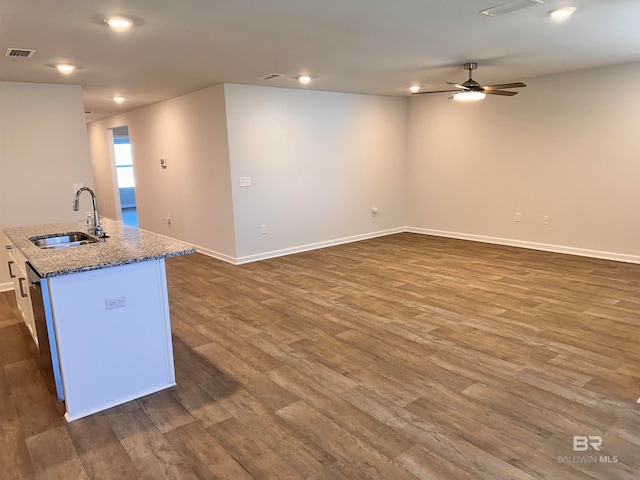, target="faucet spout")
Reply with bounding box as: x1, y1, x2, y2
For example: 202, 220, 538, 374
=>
73, 187, 105, 237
